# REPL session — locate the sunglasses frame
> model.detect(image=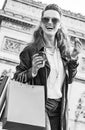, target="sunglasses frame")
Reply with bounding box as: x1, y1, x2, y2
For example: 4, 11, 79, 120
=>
41, 17, 60, 25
